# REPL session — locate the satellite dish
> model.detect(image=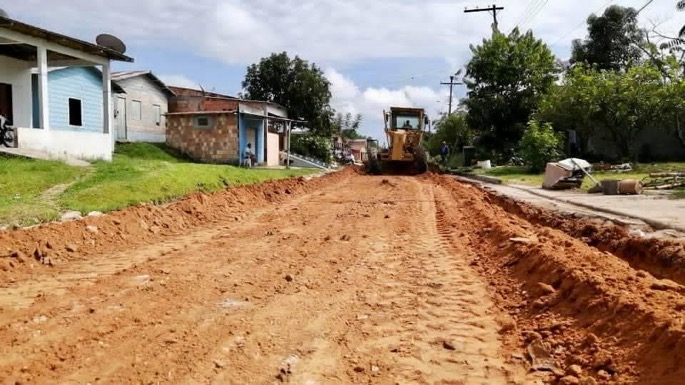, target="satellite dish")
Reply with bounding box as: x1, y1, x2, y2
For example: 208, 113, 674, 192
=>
96, 33, 126, 54
0, 8, 9, 18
